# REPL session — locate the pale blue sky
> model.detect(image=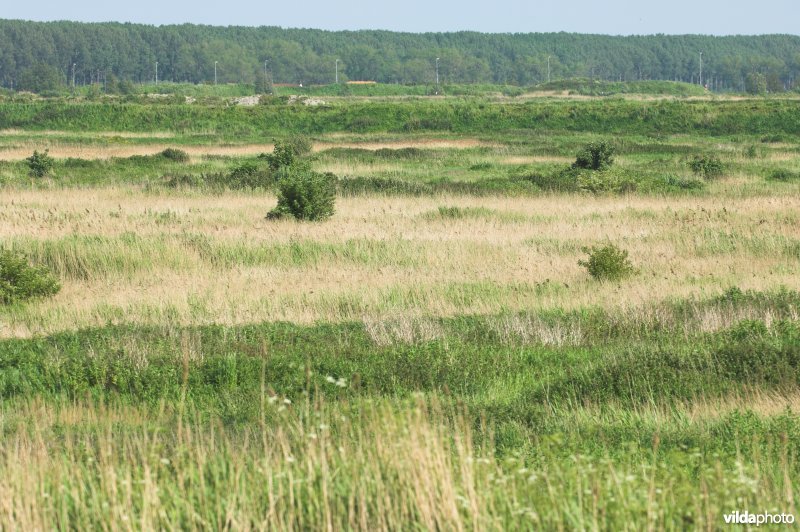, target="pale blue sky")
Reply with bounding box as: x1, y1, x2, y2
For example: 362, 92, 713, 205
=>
3, 0, 797, 35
